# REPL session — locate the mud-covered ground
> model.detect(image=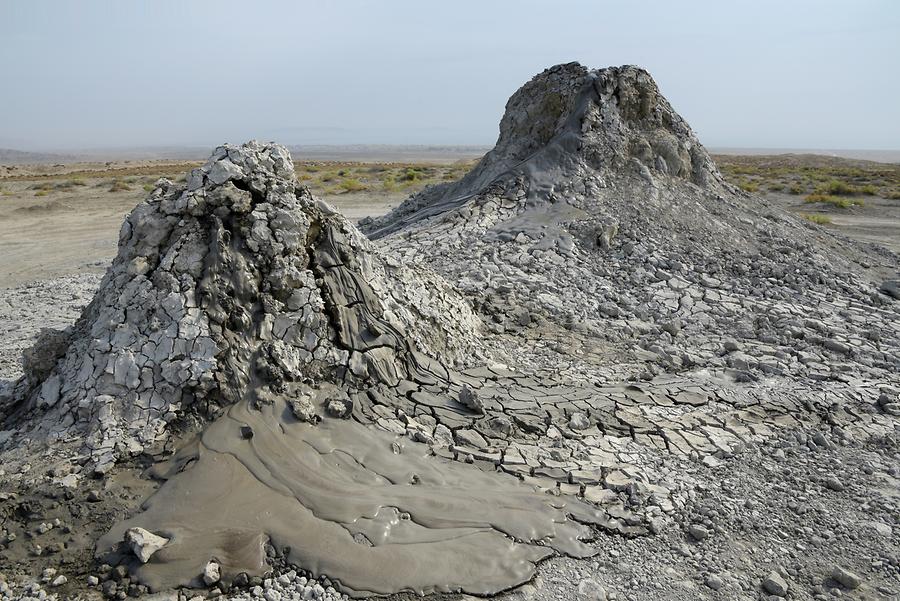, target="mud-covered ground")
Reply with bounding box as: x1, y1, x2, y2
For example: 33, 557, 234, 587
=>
1, 275, 898, 601
1, 154, 898, 601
